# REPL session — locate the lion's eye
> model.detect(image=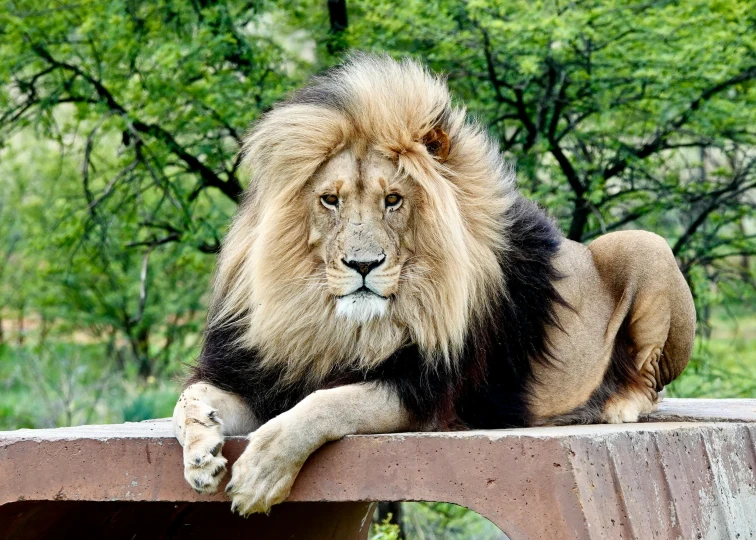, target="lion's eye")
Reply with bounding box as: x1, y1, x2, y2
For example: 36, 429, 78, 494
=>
385, 194, 402, 208
321, 194, 339, 208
